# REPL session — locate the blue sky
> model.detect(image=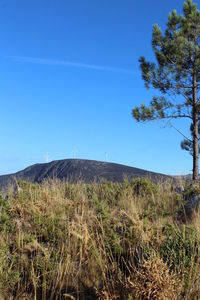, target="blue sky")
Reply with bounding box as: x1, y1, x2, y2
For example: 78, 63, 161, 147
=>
0, 0, 193, 175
